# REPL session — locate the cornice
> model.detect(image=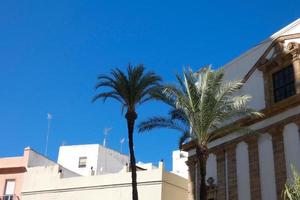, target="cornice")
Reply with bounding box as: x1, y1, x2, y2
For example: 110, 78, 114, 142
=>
182, 94, 300, 151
